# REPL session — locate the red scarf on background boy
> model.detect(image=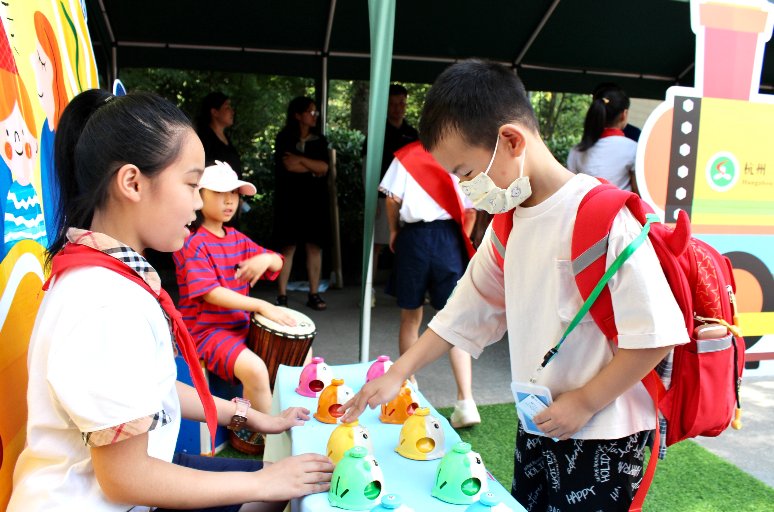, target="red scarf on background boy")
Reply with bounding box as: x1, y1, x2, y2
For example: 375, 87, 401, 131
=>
394, 141, 476, 260
44, 239, 219, 454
